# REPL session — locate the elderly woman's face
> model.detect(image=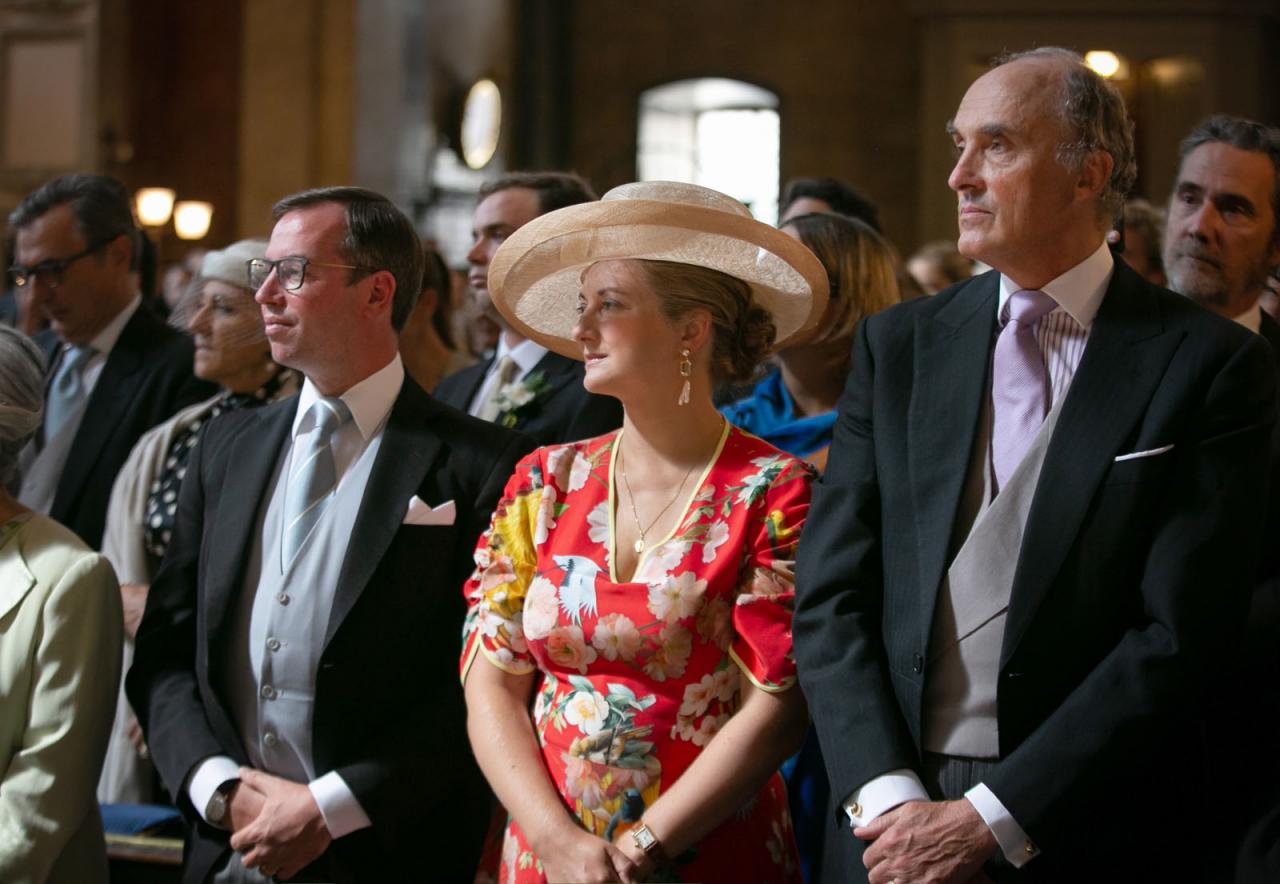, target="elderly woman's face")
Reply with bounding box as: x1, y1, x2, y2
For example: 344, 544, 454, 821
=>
572, 260, 685, 401
187, 280, 271, 391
